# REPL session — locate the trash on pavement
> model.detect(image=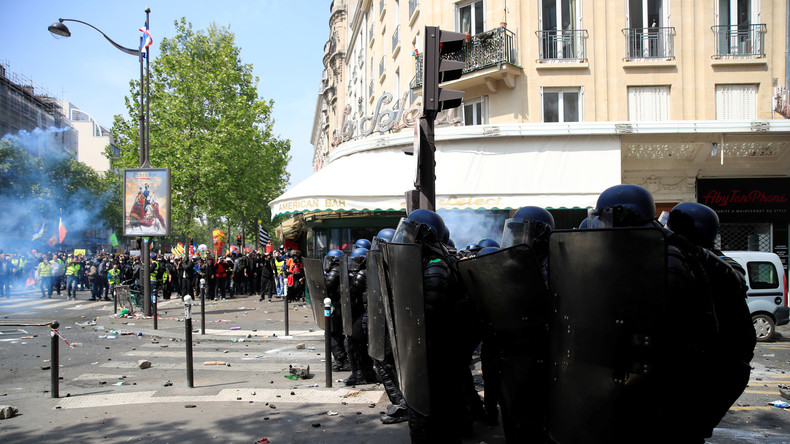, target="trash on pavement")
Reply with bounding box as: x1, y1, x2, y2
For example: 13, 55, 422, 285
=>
768, 400, 790, 408
0, 406, 19, 419
284, 375, 299, 380
137, 360, 152, 369
327, 411, 338, 416
203, 361, 227, 366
